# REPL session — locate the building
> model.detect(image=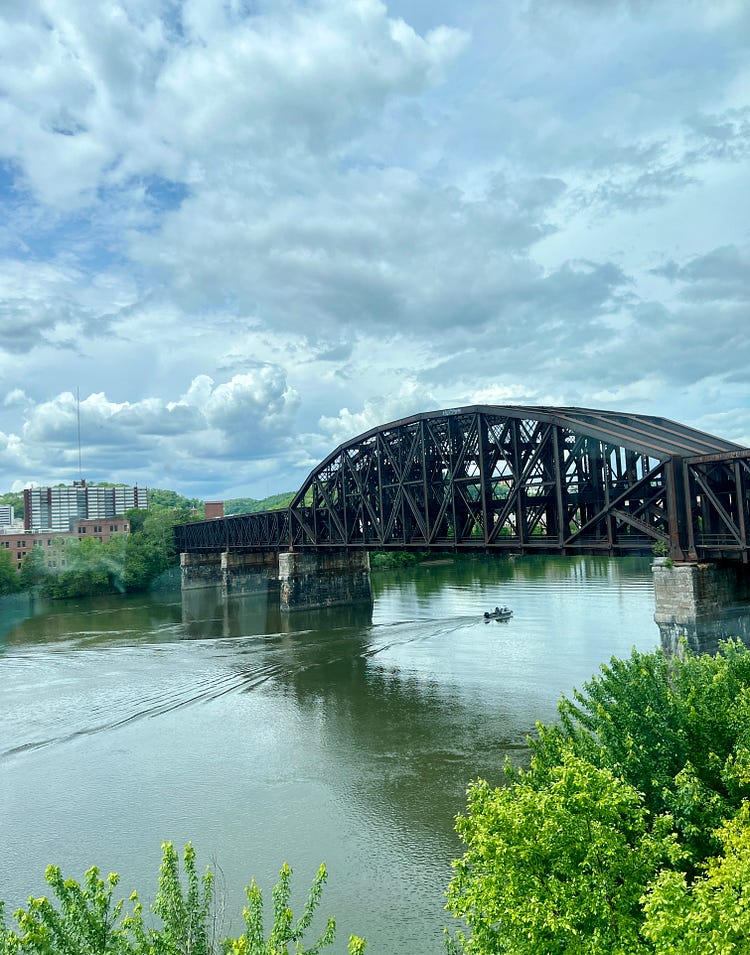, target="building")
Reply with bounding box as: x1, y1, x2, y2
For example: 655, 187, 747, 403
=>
0, 503, 14, 527
1, 517, 132, 573
23, 482, 148, 532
